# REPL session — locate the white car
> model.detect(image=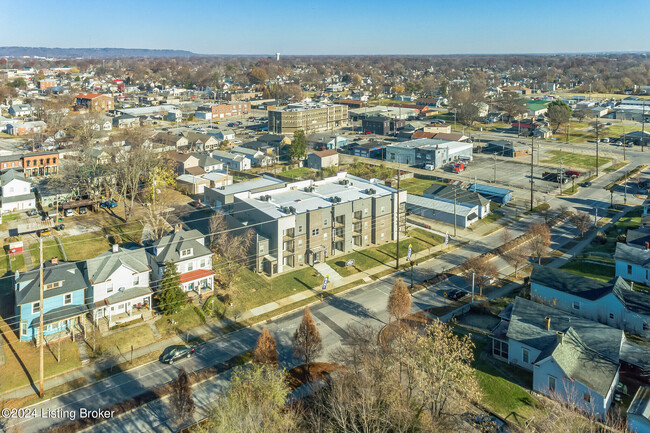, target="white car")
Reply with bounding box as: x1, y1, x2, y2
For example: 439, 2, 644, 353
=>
424, 164, 435, 171
64, 209, 74, 217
